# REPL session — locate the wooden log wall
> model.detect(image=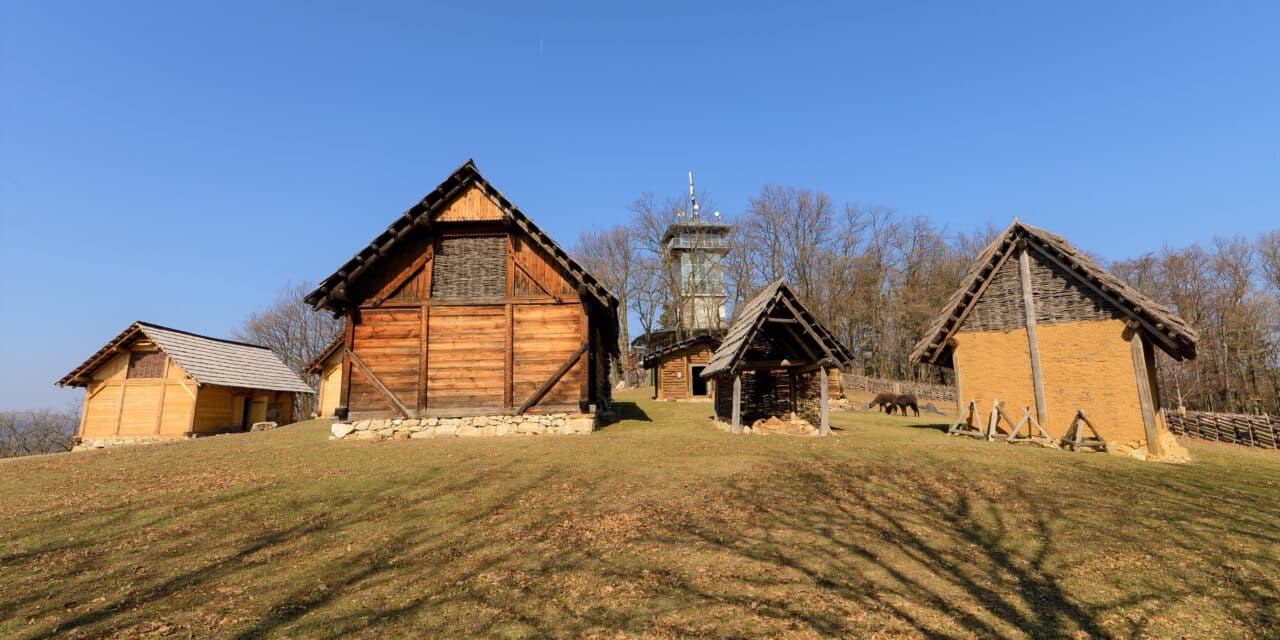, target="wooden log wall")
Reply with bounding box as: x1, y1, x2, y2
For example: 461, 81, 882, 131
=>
1163, 410, 1278, 450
